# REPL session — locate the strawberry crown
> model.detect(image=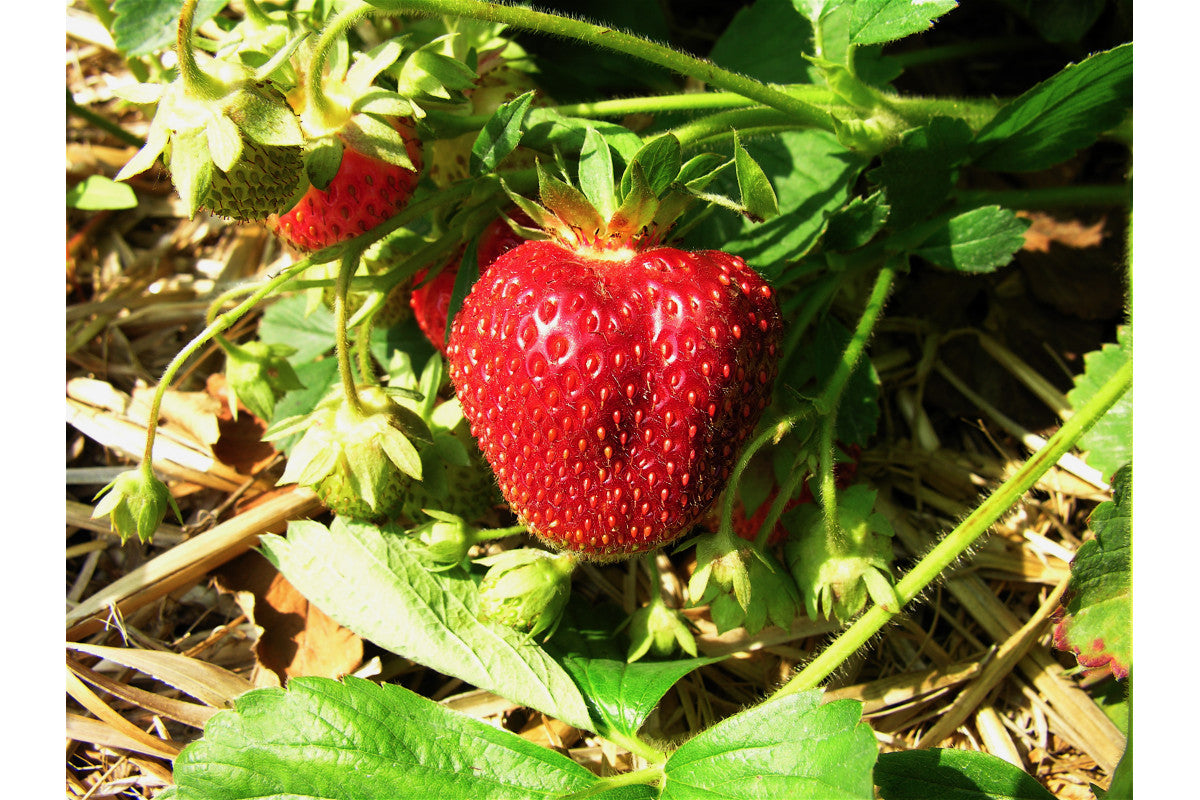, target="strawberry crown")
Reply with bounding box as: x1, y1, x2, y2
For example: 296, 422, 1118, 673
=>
501, 127, 780, 259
